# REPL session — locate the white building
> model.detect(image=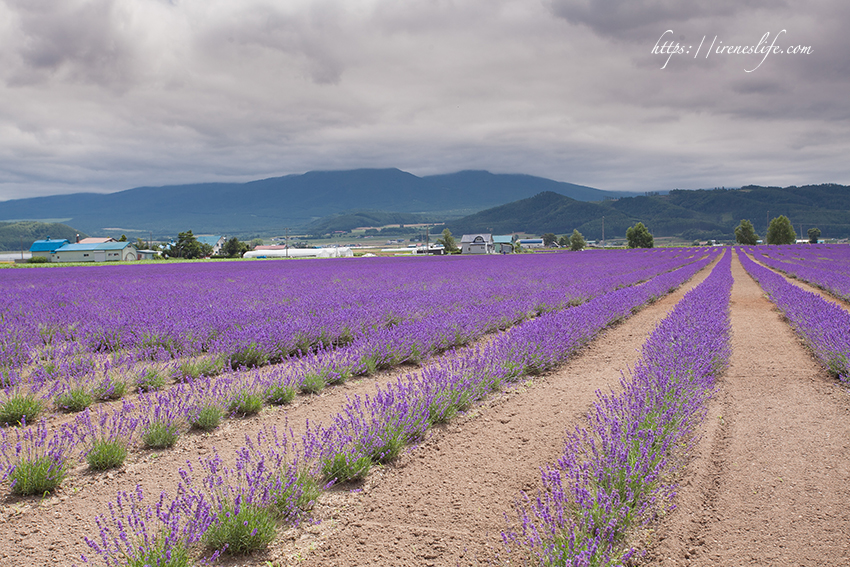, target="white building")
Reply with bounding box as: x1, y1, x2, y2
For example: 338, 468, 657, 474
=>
460, 234, 494, 254
52, 242, 138, 262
